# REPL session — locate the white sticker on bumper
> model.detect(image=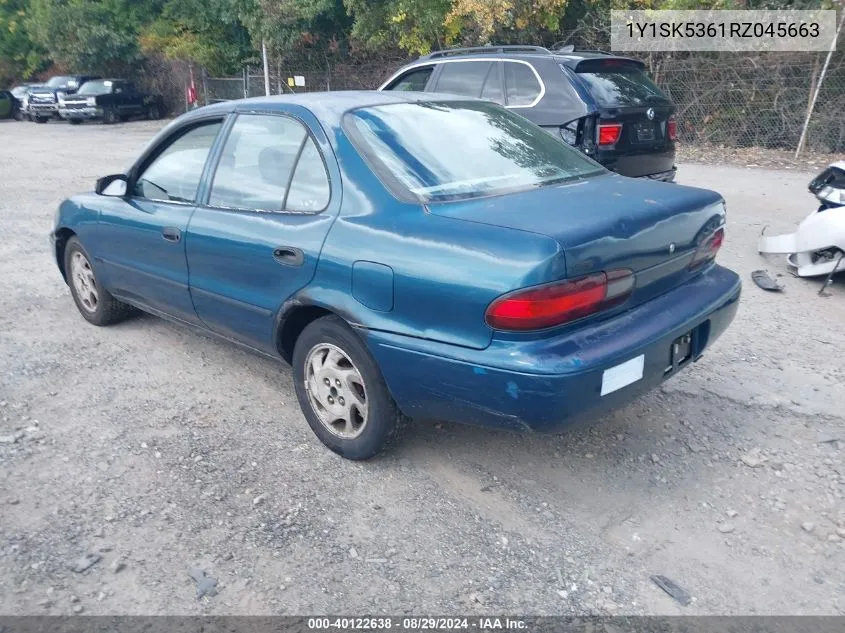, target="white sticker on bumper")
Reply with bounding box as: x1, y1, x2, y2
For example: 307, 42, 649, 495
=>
601, 354, 645, 396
